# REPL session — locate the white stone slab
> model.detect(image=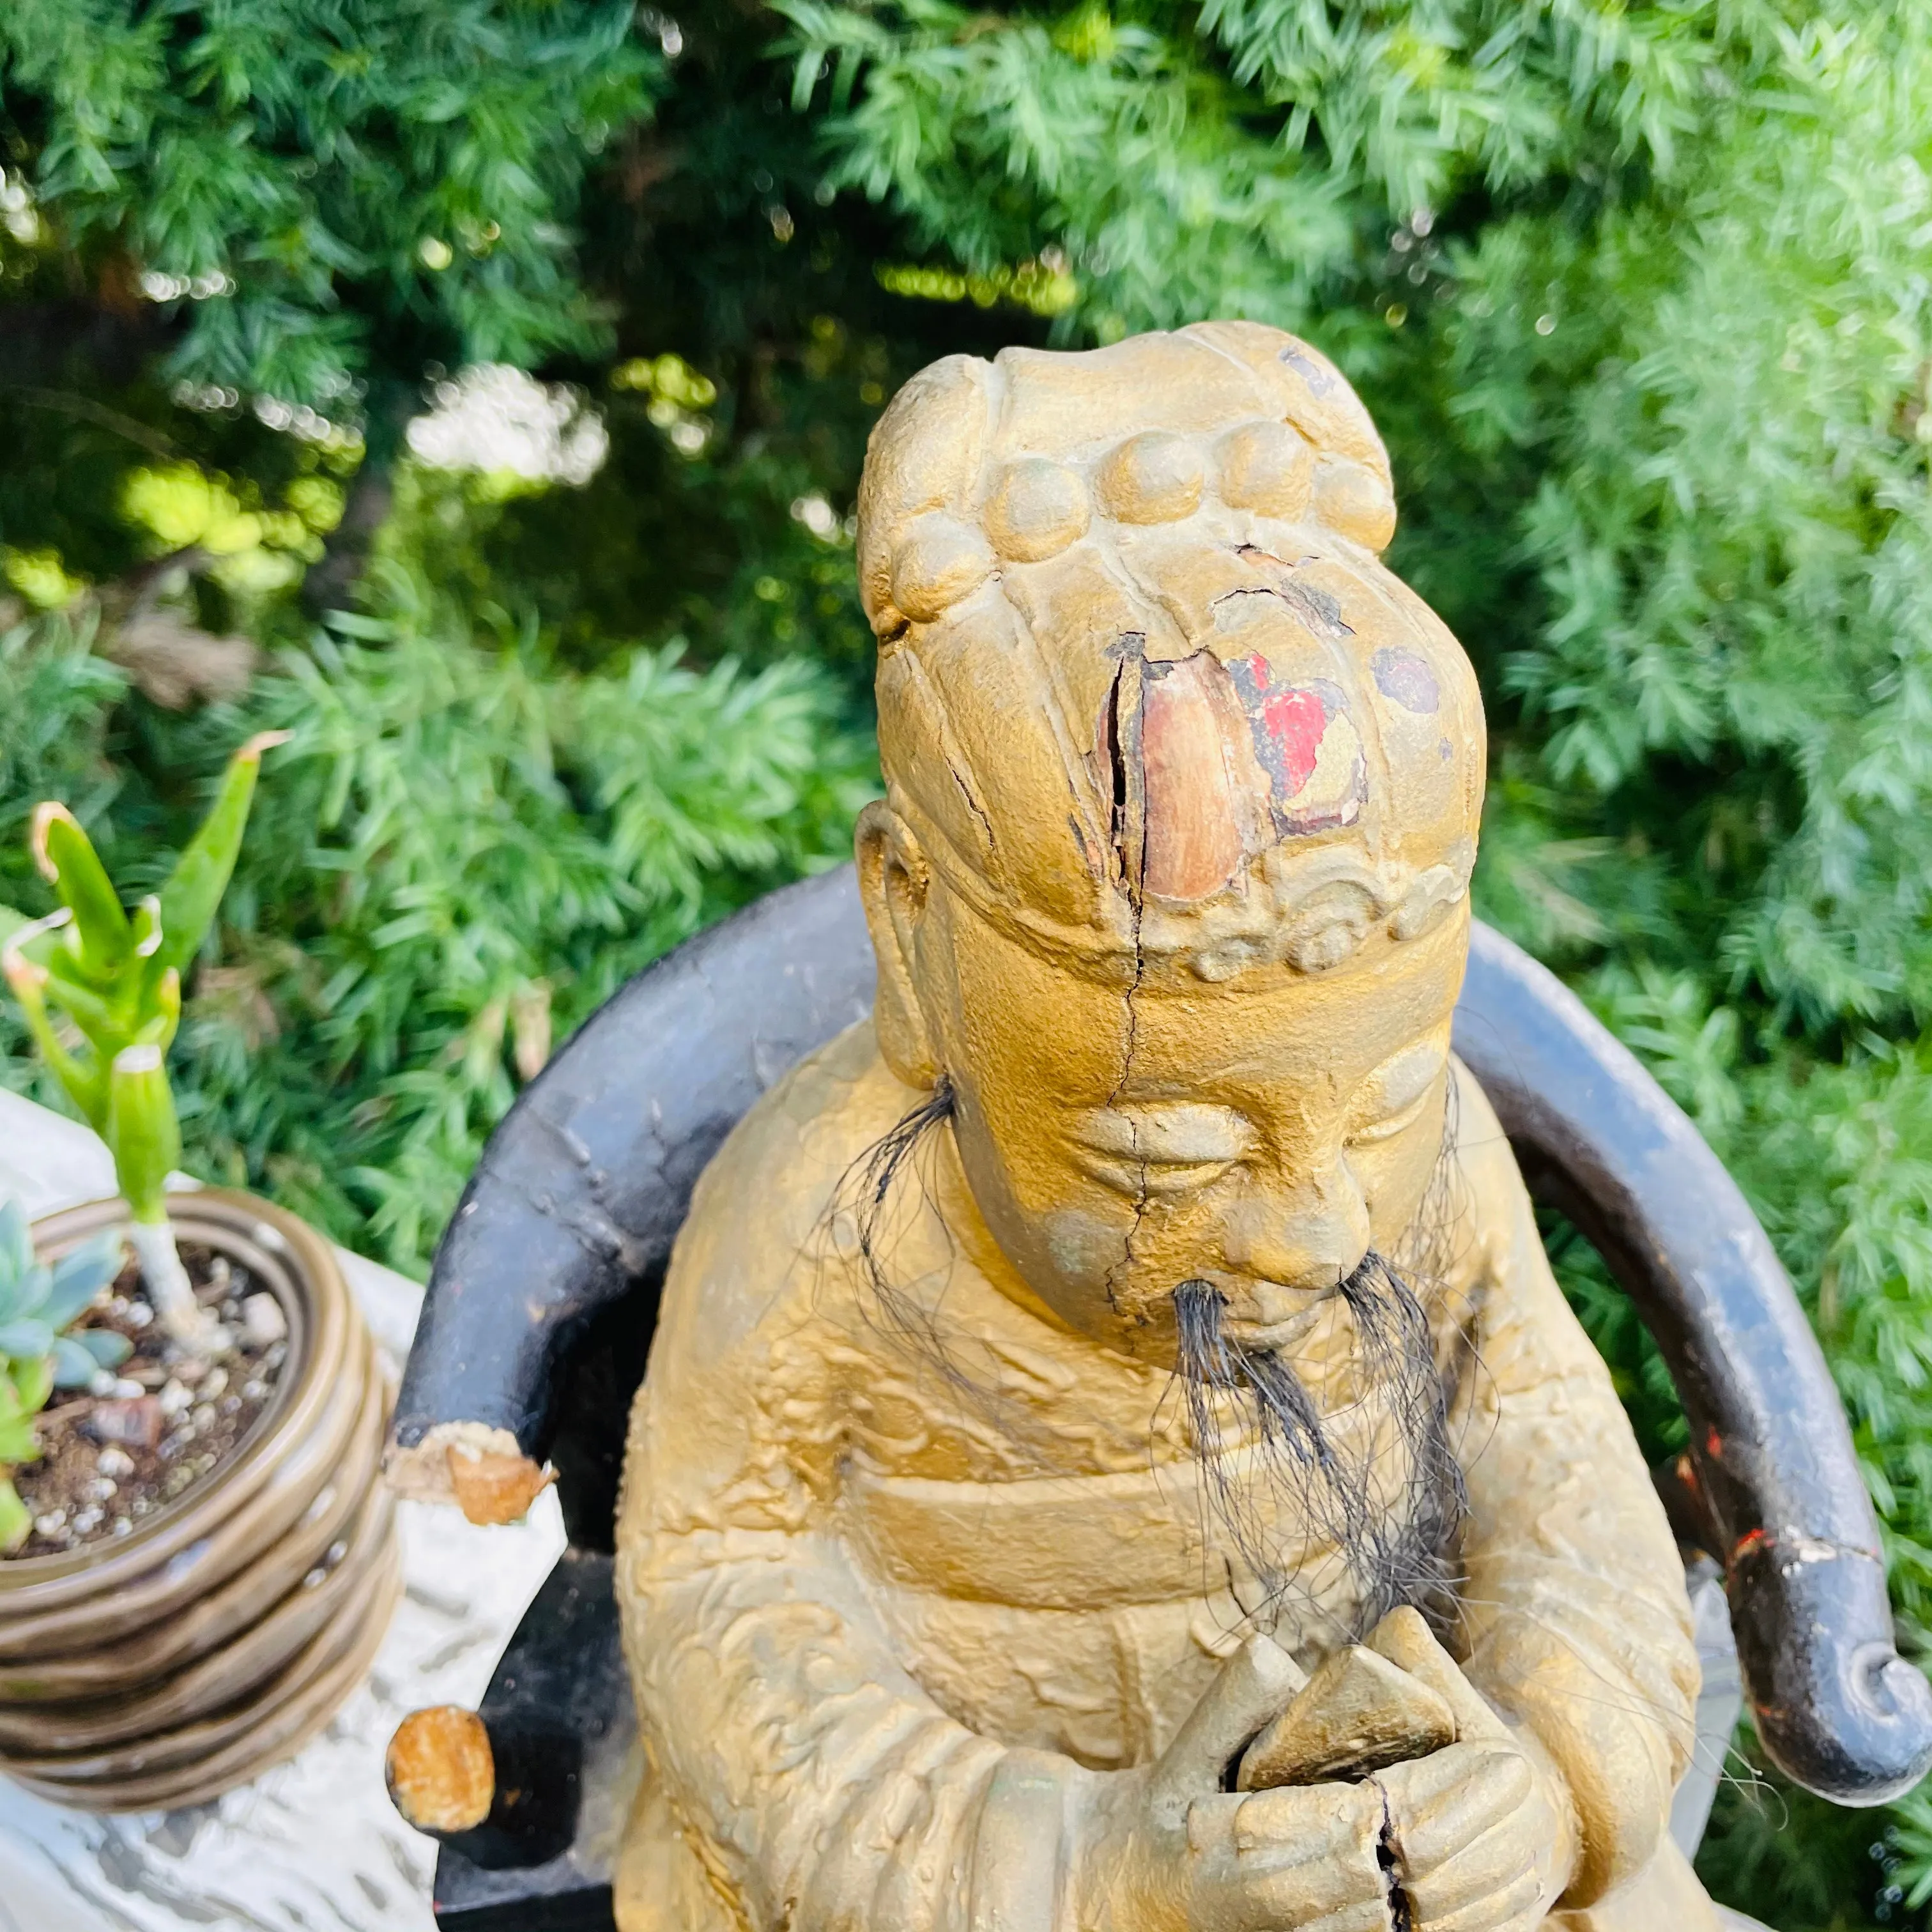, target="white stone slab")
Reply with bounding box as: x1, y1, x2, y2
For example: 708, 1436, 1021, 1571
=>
0, 1090, 565, 1931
